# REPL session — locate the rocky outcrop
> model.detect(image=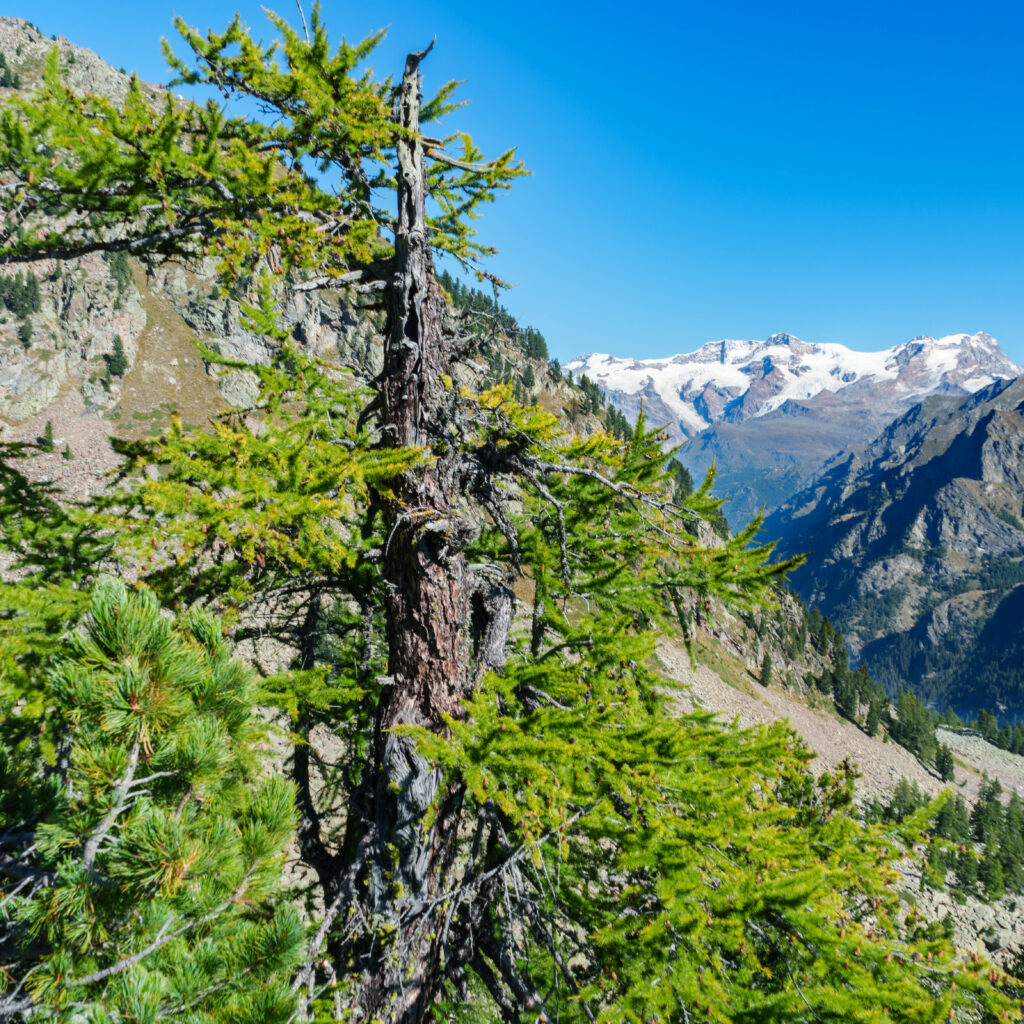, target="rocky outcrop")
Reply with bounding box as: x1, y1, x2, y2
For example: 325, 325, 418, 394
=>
0, 255, 145, 420
0, 17, 387, 428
